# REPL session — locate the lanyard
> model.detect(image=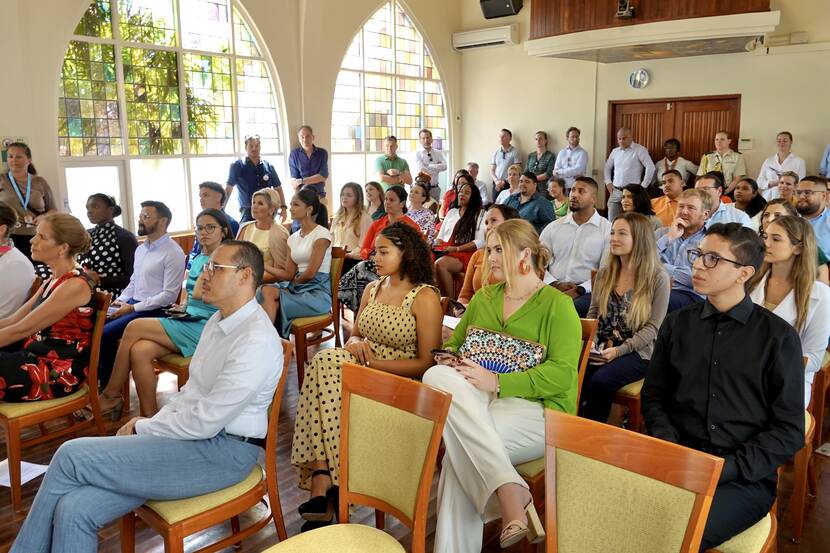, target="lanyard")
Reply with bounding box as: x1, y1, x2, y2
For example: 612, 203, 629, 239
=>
7, 172, 32, 210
